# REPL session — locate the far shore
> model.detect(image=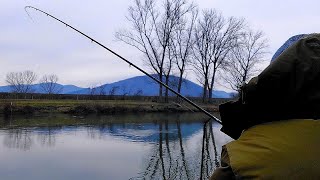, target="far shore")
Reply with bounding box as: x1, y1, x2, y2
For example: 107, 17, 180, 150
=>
0, 99, 223, 116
